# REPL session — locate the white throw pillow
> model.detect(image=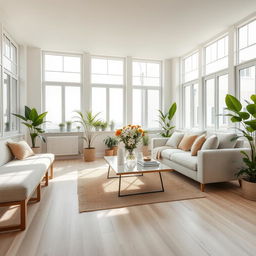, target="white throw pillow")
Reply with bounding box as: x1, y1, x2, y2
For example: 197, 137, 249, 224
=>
201, 135, 219, 150
166, 132, 184, 148
217, 133, 237, 149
